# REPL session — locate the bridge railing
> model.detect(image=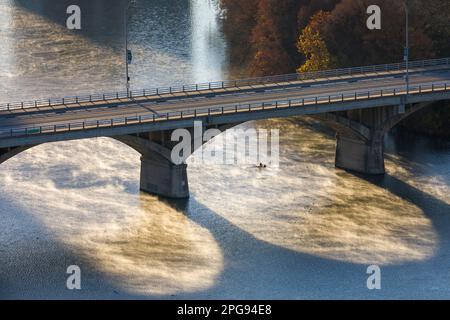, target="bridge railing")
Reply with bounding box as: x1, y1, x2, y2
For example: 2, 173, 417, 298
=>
1, 80, 449, 140
0, 57, 449, 112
